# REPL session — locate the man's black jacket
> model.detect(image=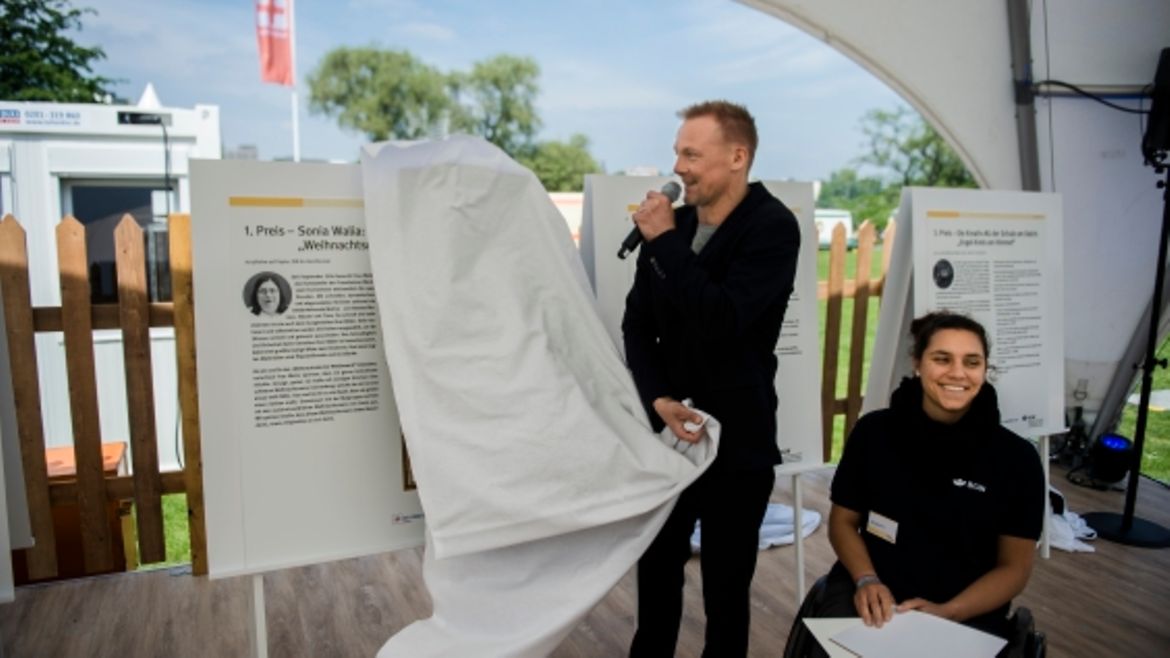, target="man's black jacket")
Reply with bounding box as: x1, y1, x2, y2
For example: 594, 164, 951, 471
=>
622, 182, 800, 469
